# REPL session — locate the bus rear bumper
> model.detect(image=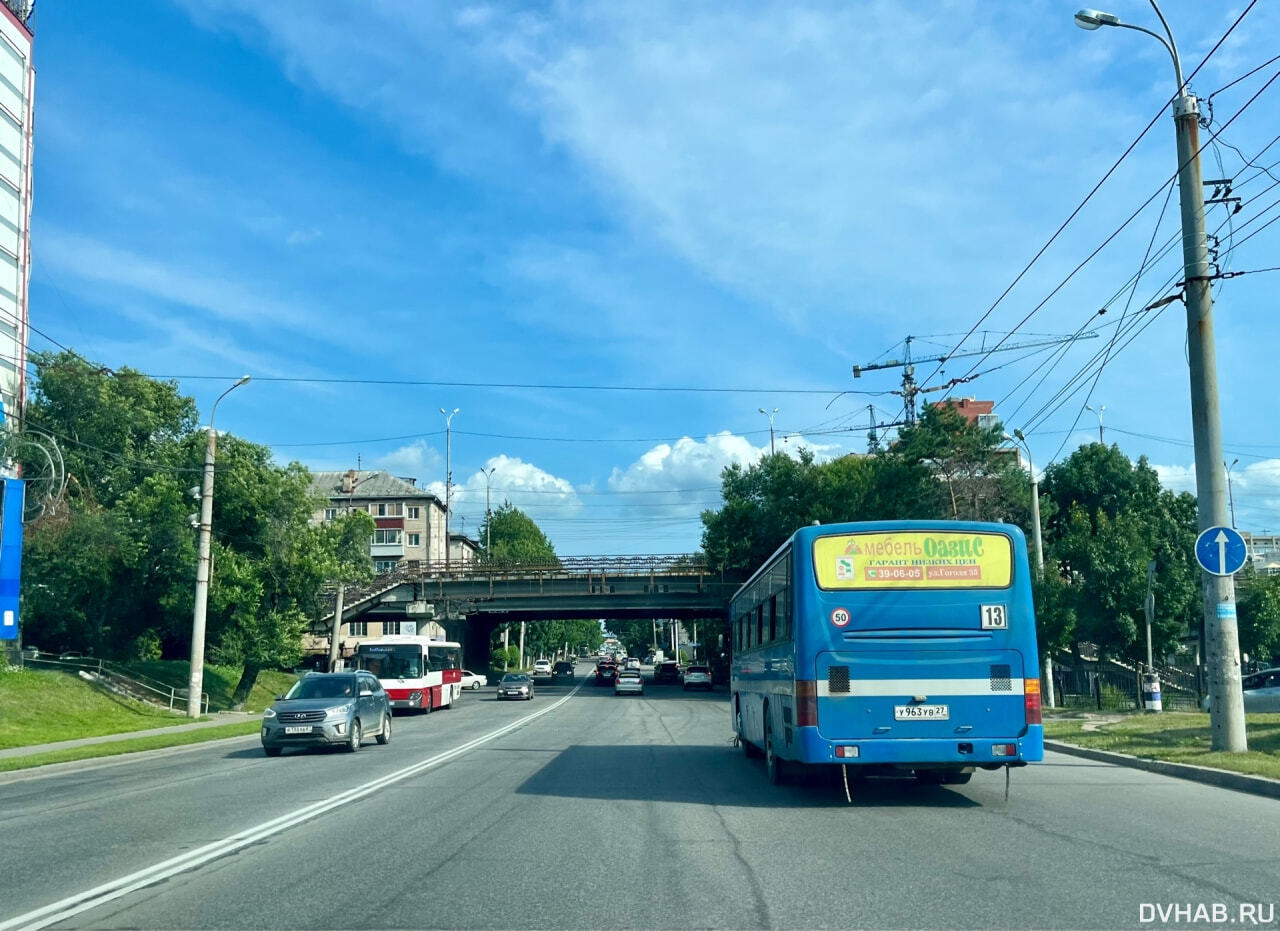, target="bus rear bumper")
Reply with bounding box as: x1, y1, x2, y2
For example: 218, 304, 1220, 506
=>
797, 725, 1044, 766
